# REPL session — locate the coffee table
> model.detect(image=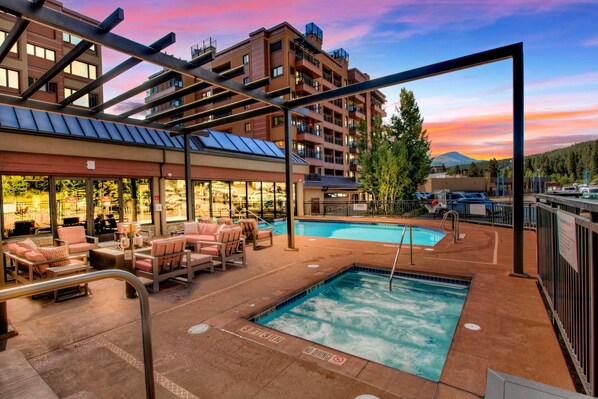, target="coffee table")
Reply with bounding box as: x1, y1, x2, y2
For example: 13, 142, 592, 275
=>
89, 248, 125, 270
